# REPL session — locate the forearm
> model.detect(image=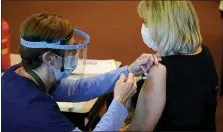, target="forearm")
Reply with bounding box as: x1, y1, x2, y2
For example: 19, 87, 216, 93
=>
51, 67, 129, 102
93, 99, 128, 131
71, 100, 128, 131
